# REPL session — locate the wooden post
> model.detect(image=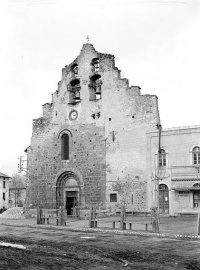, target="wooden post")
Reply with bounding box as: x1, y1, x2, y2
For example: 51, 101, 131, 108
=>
129, 223, 132, 230
37, 206, 40, 224
92, 205, 96, 220
123, 222, 126, 230
120, 206, 126, 230
60, 206, 66, 226
76, 206, 80, 220
89, 205, 96, 228
89, 206, 93, 228
151, 207, 159, 233
58, 206, 61, 225
58, 206, 66, 226
37, 206, 42, 225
